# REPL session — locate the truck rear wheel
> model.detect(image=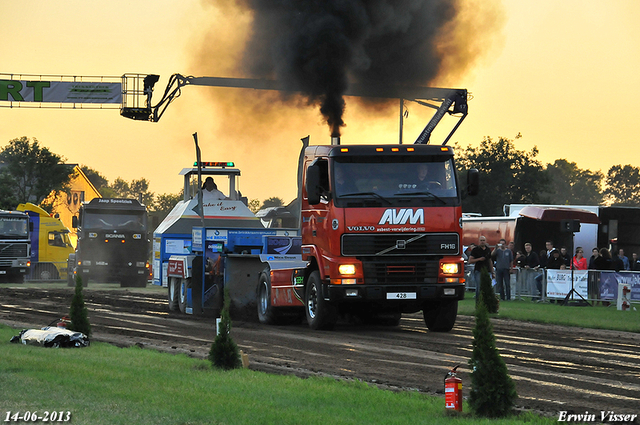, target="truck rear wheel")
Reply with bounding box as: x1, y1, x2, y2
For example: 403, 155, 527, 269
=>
257, 270, 279, 324
178, 278, 189, 313
305, 271, 337, 330
168, 278, 179, 311
423, 299, 458, 332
